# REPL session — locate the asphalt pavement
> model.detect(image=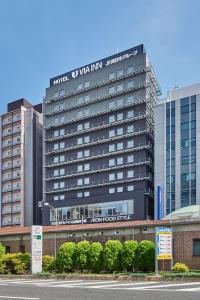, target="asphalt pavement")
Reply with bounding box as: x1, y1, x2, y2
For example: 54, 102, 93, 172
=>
0, 278, 200, 299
